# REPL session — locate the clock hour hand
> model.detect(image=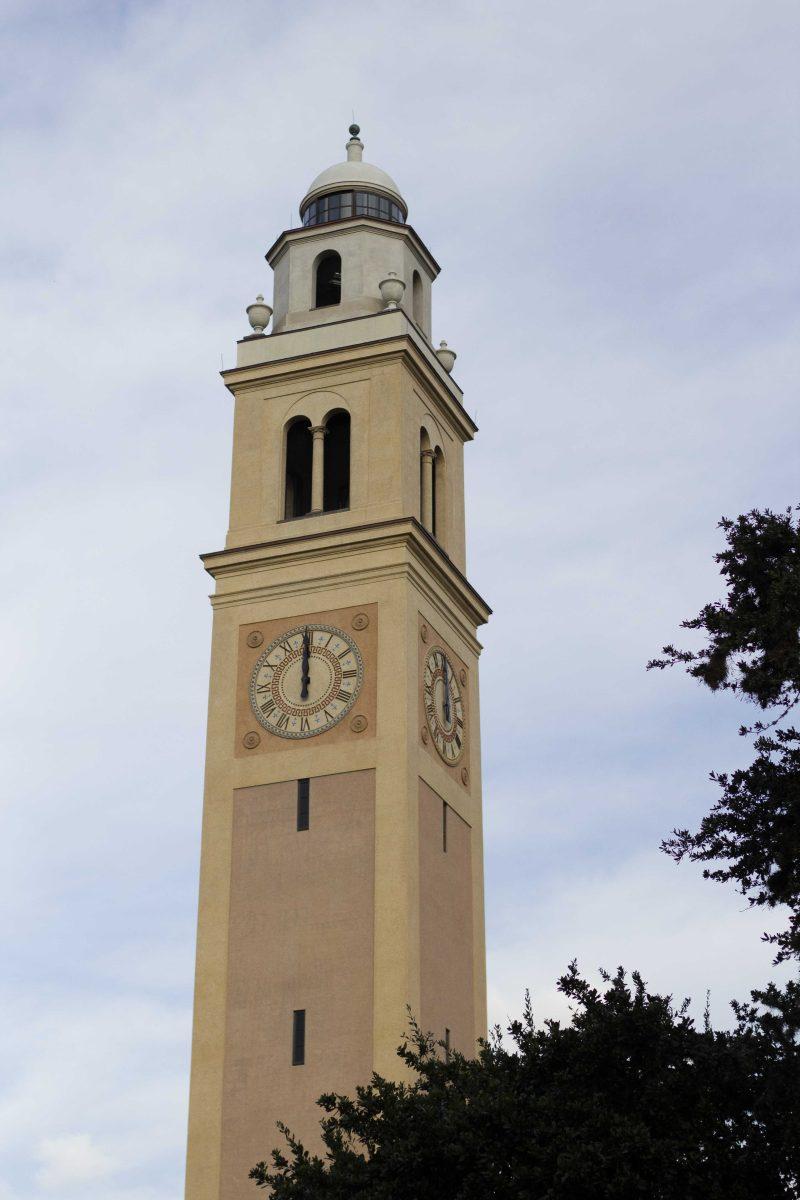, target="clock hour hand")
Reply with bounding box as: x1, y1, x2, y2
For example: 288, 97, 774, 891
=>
442, 656, 451, 726
300, 627, 311, 700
